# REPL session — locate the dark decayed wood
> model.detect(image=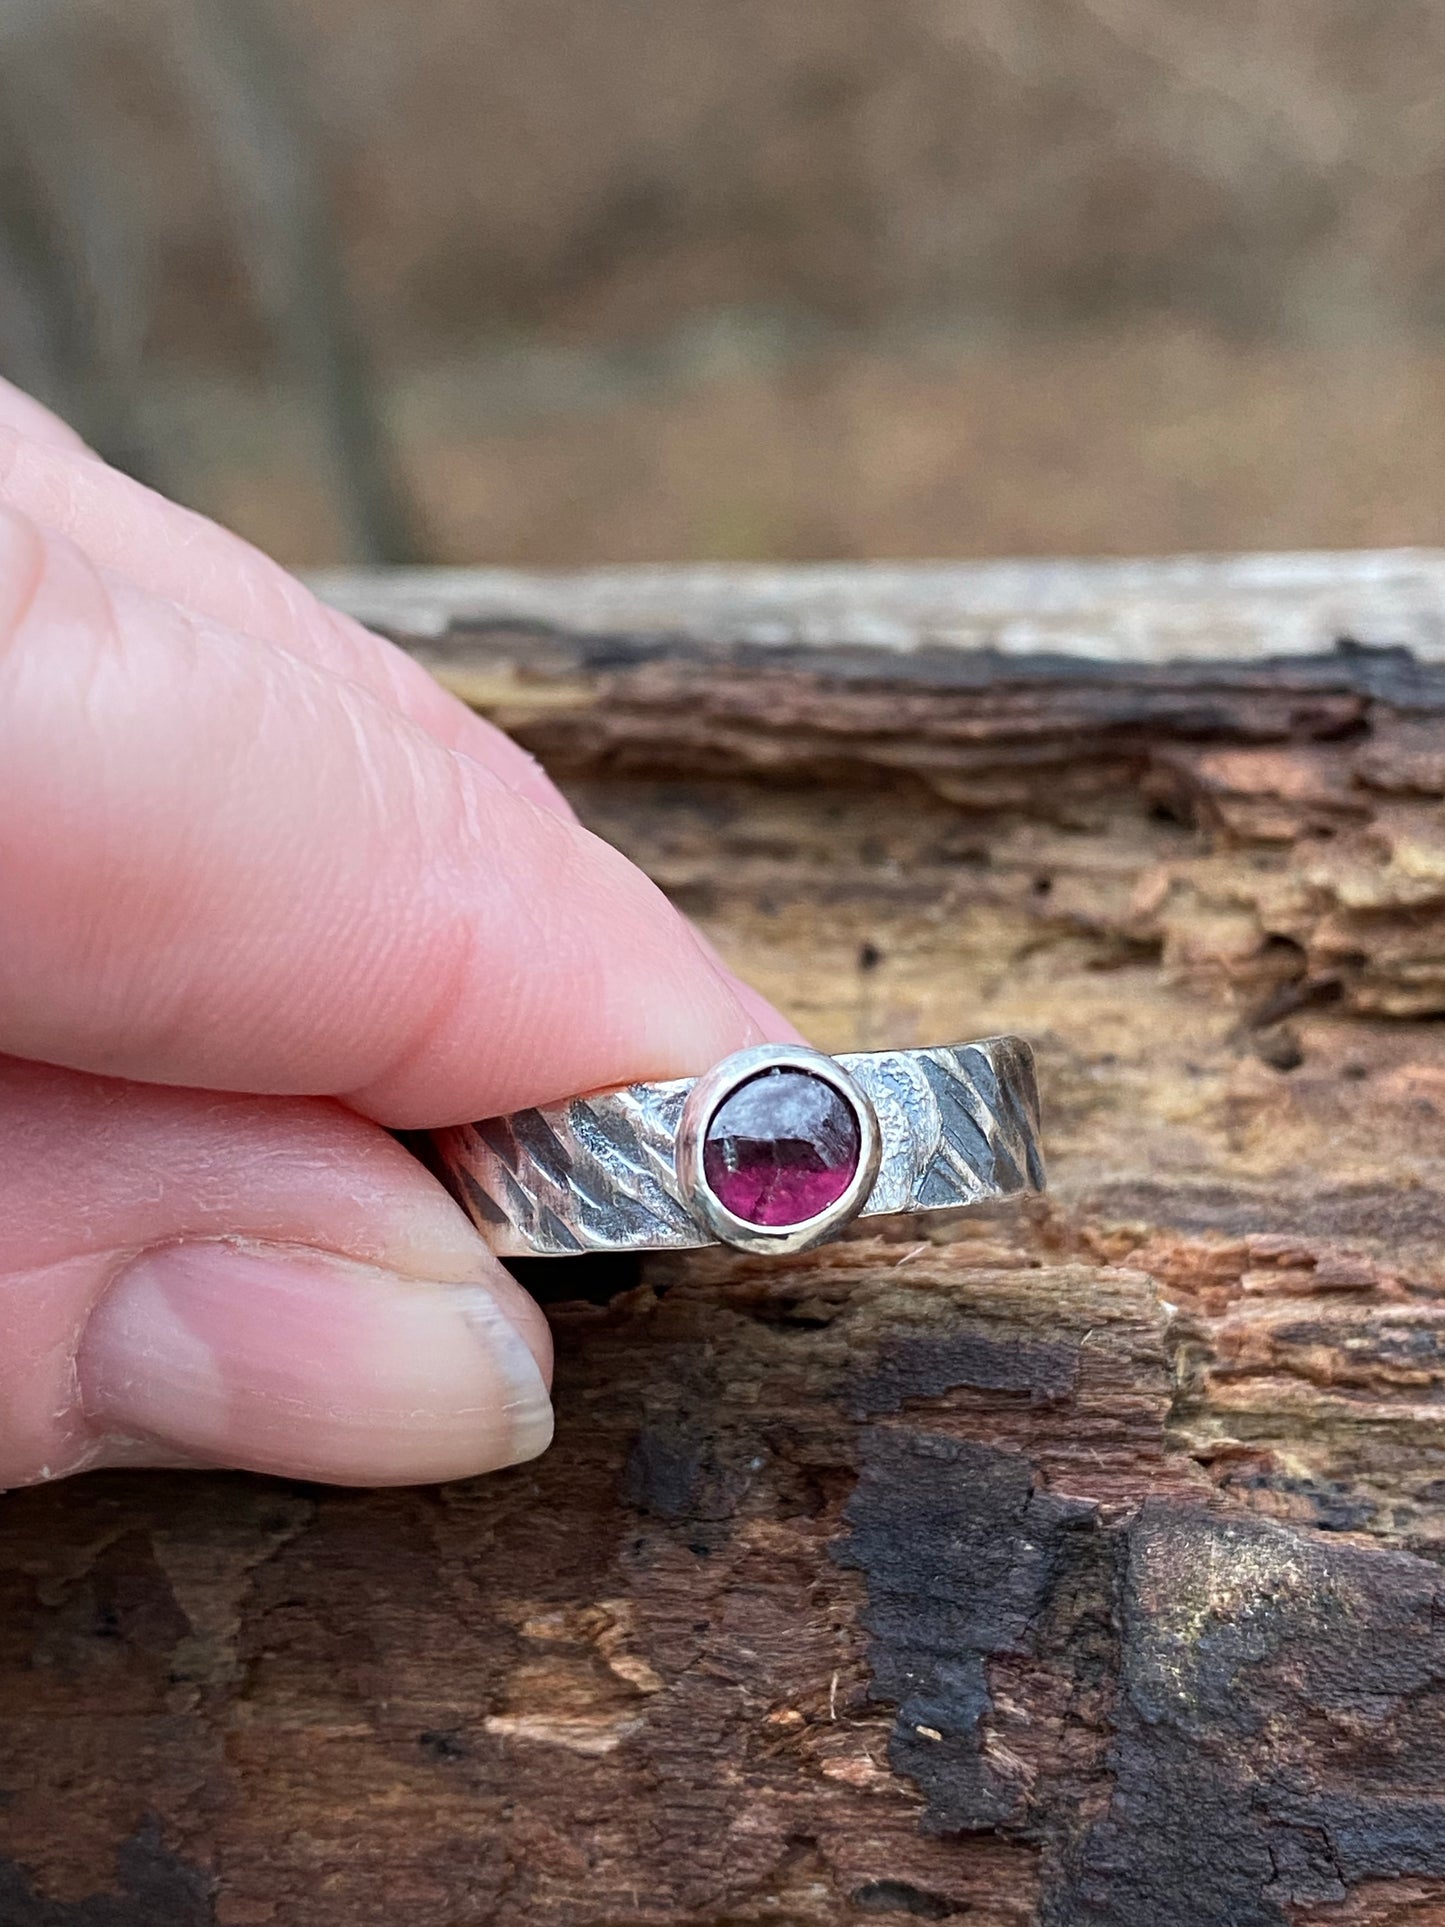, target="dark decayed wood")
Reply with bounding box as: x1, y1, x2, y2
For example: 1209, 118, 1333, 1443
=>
8, 558, 1445, 1924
